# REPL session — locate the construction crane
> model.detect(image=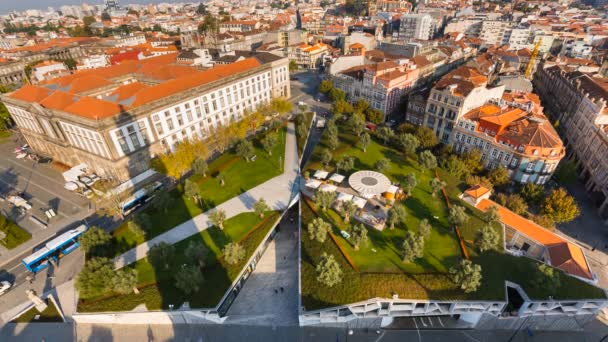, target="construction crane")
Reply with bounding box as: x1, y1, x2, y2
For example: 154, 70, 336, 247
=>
525, 38, 543, 80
